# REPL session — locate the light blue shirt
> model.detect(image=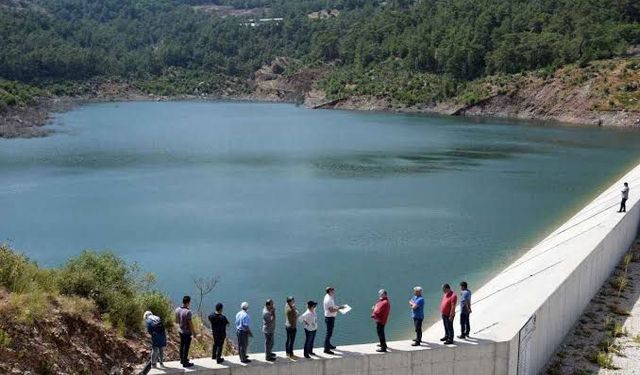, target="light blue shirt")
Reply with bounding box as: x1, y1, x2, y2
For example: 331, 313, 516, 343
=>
411, 295, 424, 320
460, 290, 472, 312
235, 310, 251, 331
